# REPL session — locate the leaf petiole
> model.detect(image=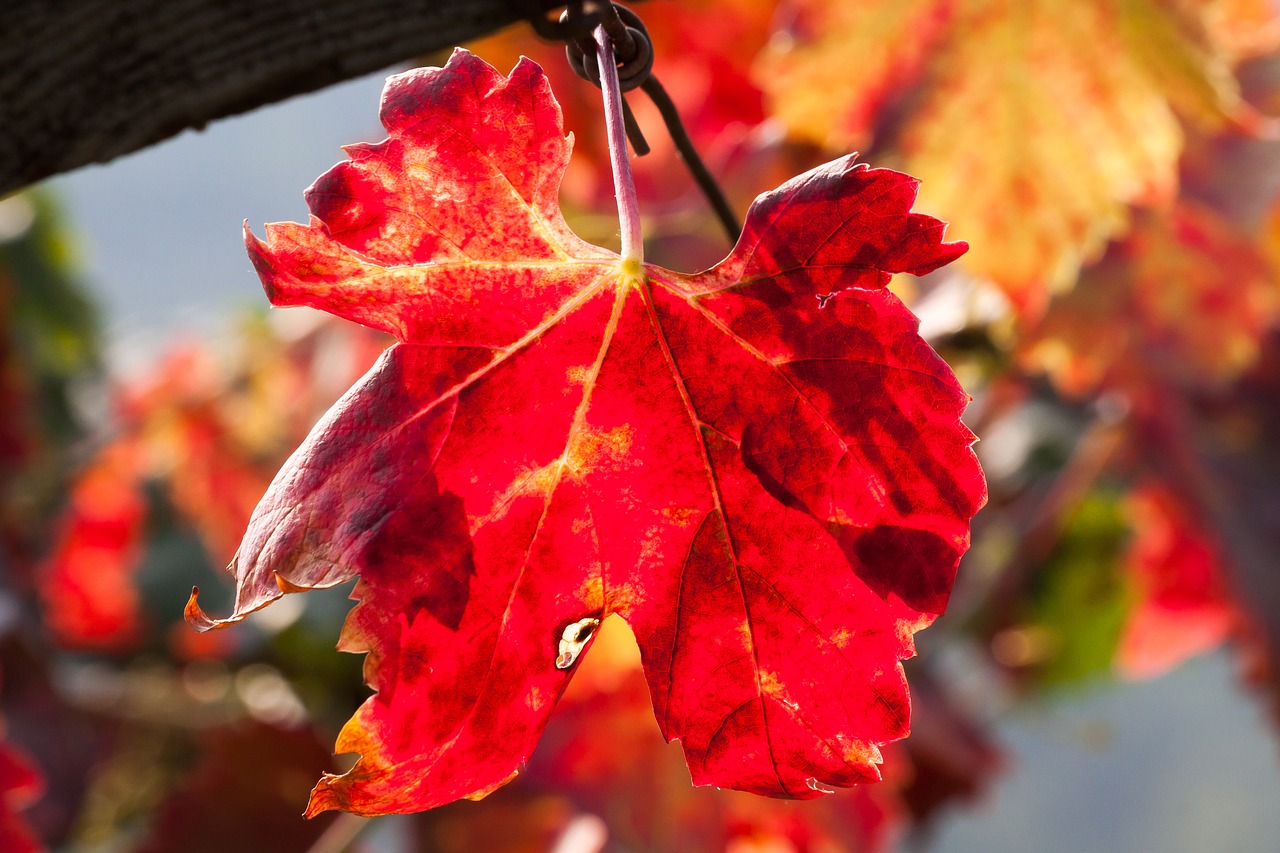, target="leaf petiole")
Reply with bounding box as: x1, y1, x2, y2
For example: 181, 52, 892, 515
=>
593, 24, 644, 264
